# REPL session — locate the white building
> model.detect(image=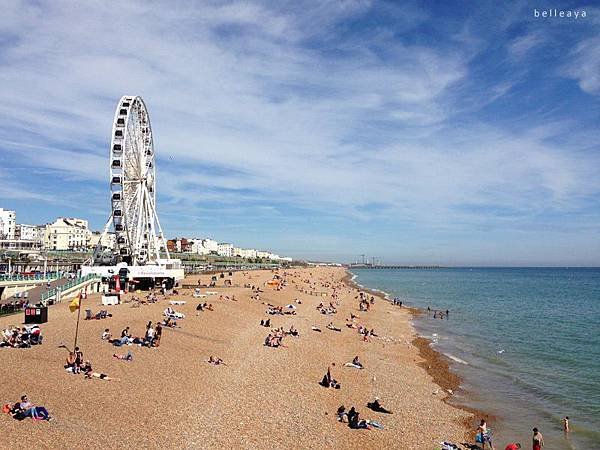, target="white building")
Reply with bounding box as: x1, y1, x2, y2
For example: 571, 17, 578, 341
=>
217, 242, 233, 257
256, 250, 272, 259
202, 238, 219, 253
232, 247, 242, 257
0, 208, 16, 240
89, 231, 116, 250
44, 217, 91, 251
240, 248, 257, 259
15, 224, 45, 243
190, 239, 210, 255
